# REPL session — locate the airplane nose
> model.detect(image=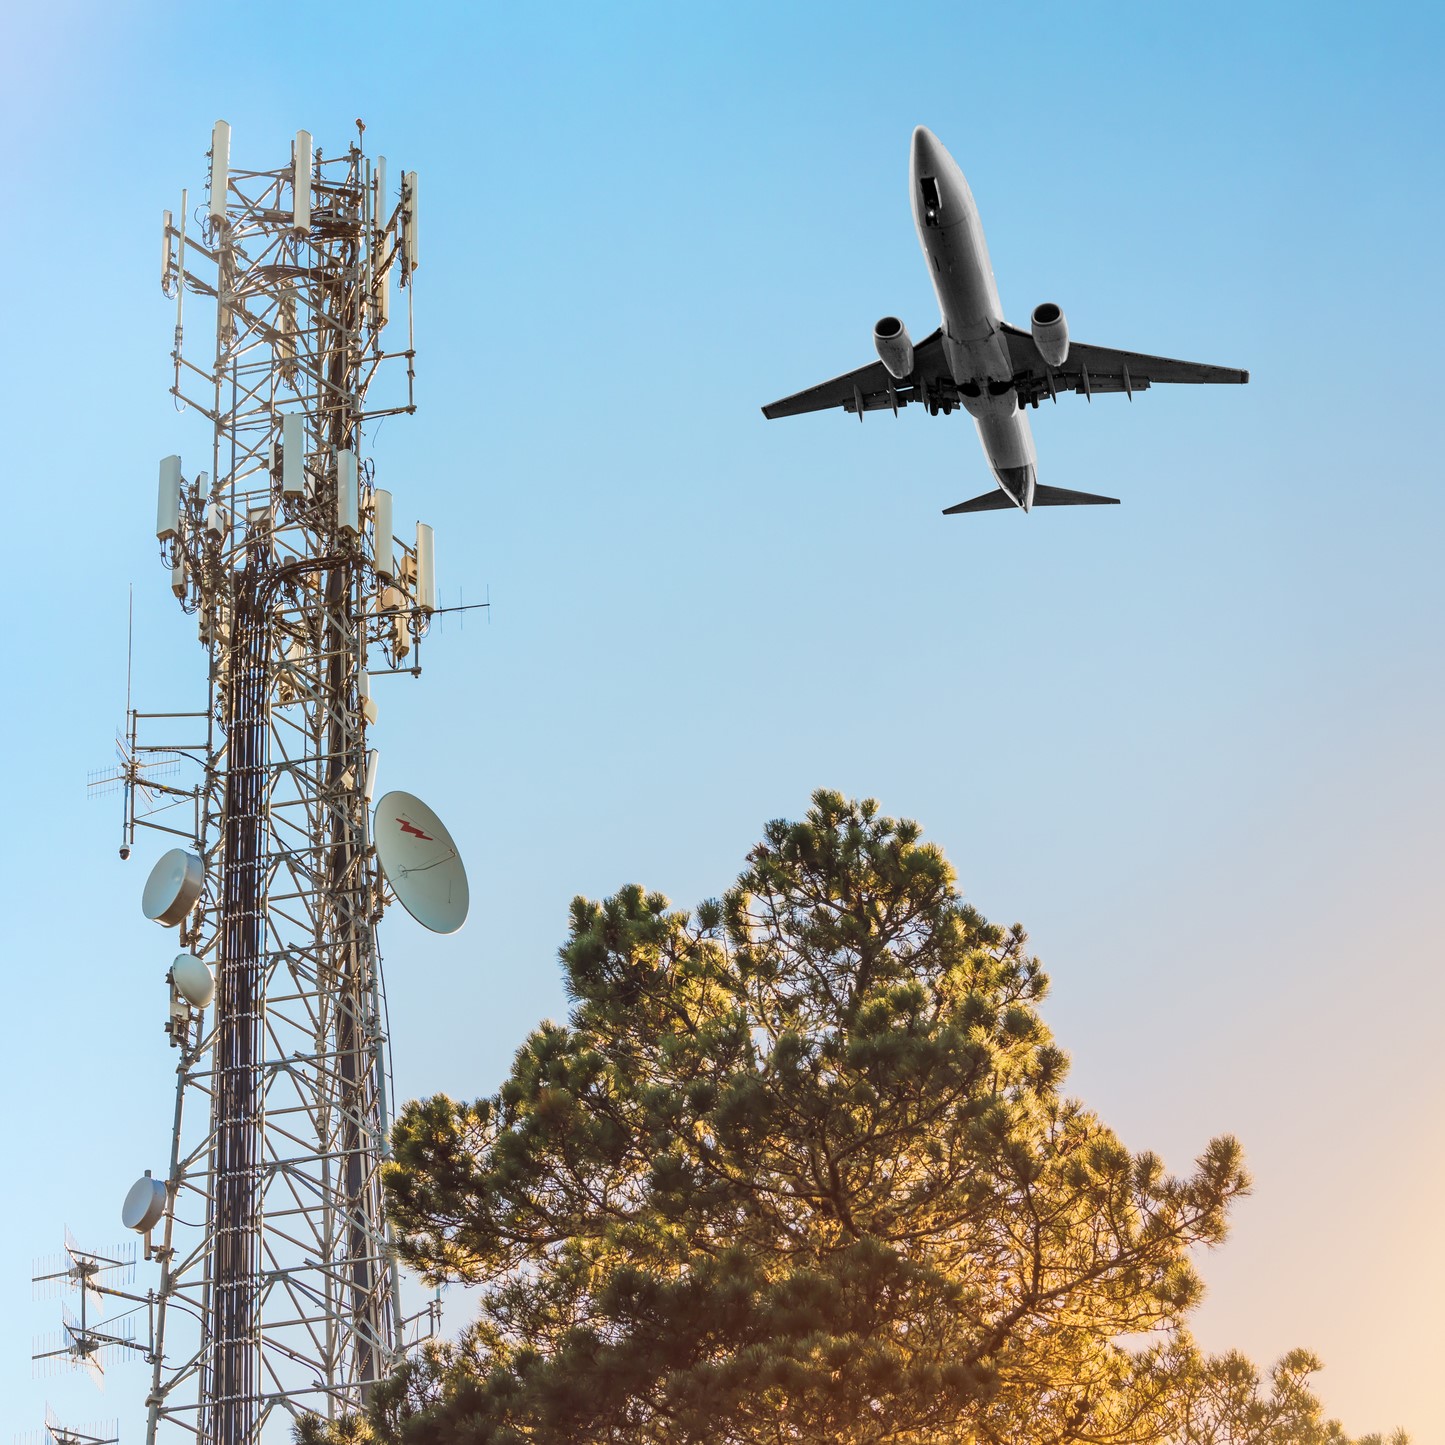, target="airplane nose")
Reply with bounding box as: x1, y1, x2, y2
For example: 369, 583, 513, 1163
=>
911, 125, 939, 174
